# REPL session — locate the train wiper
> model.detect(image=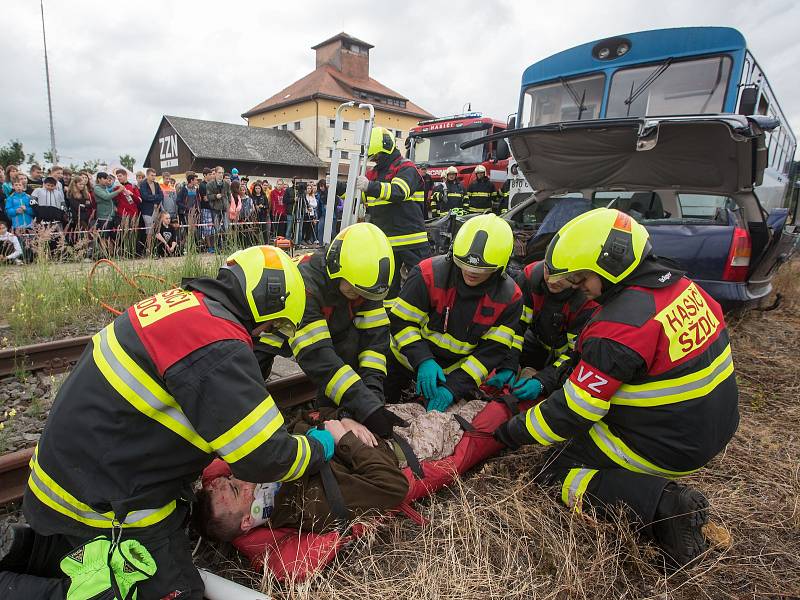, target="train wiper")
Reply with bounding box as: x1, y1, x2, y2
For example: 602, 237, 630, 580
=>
623, 57, 674, 116
559, 77, 588, 121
